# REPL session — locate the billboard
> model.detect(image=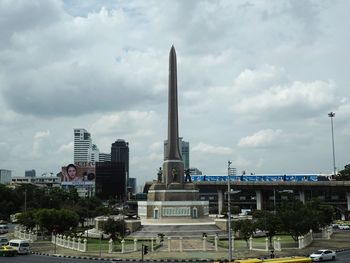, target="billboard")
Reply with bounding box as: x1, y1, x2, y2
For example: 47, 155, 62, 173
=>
61, 163, 95, 185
